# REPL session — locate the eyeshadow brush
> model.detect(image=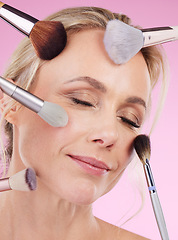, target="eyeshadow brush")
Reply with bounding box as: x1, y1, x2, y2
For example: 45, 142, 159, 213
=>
0, 168, 37, 192
104, 19, 178, 64
0, 1, 67, 60
134, 134, 169, 240
0, 76, 68, 127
